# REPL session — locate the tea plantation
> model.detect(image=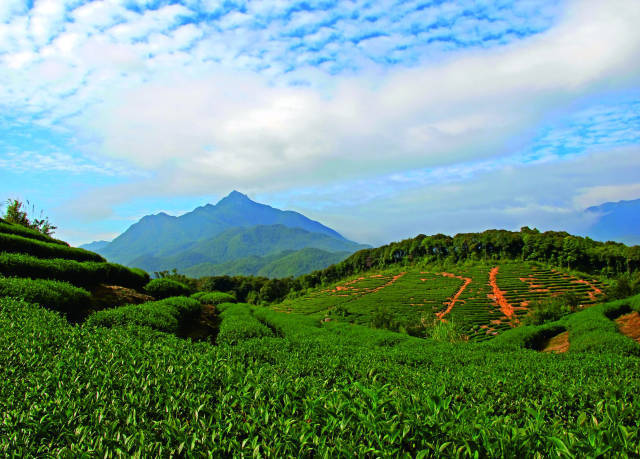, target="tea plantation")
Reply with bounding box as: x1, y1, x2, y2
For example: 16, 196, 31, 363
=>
277, 262, 606, 340
1, 220, 639, 456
